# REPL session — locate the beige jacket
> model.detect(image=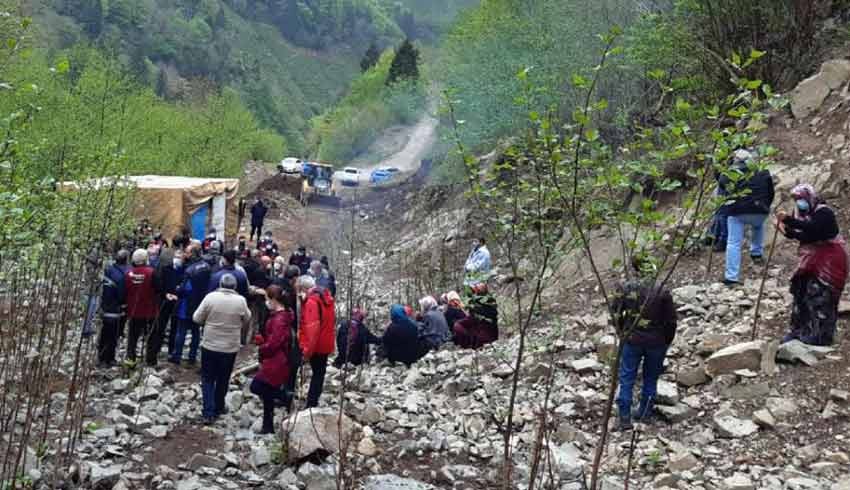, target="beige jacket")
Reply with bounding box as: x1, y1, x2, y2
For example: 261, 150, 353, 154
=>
193, 289, 252, 353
